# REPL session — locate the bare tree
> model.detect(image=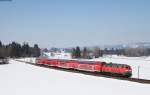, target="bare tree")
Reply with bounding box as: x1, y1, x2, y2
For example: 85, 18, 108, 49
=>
82, 47, 89, 59
93, 47, 102, 58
